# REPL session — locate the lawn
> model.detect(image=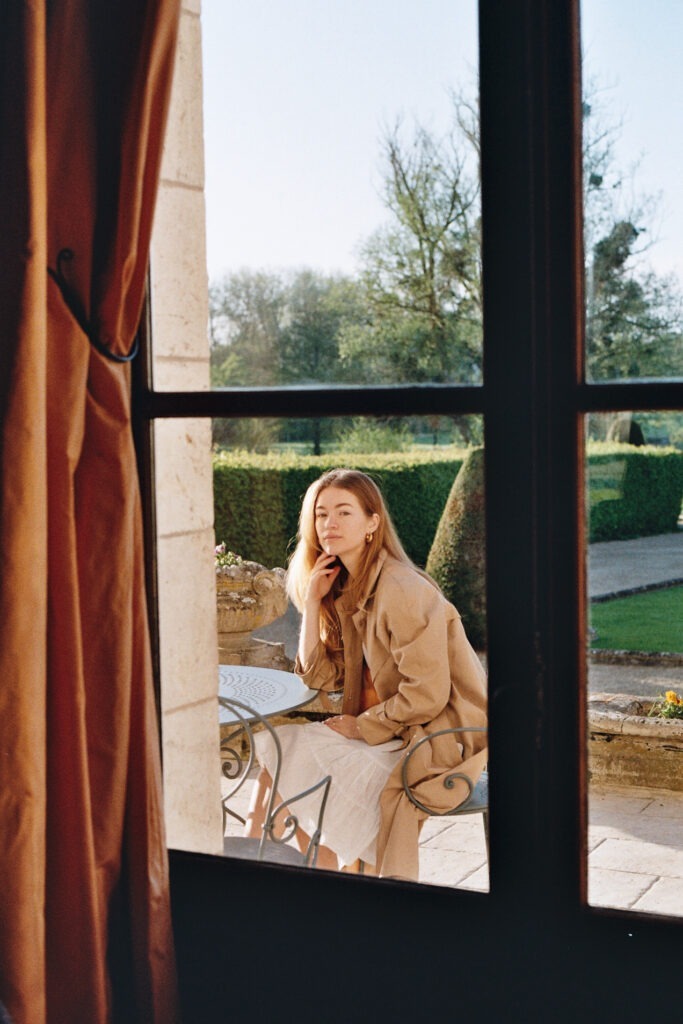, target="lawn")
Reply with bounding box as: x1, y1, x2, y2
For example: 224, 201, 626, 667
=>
590, 585, 683, 653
